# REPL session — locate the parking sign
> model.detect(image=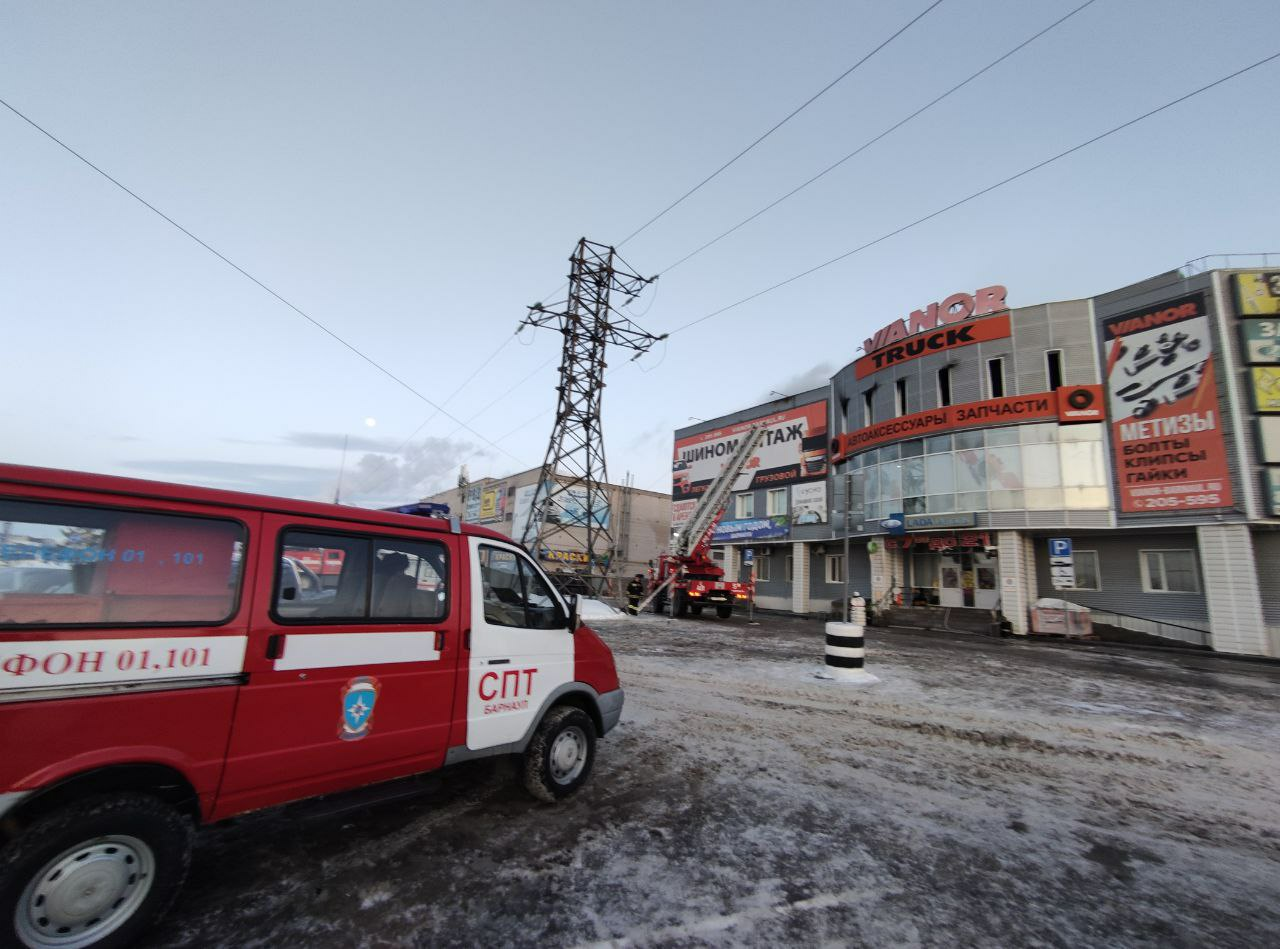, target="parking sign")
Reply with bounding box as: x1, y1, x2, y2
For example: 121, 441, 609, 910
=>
743, 548, 754, 564
1049, 538, 1074, 590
